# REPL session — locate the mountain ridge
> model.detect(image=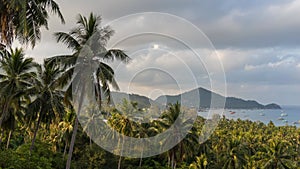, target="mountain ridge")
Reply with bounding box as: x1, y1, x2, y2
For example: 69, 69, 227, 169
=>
111, 87, 281, 109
